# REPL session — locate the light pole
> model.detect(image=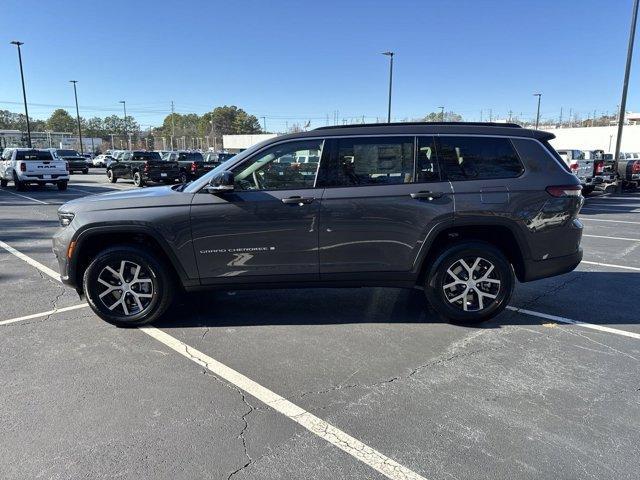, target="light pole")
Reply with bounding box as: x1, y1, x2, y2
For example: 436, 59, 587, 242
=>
119, 100, 130, 149
533, 93, 542, 129
614, 0, 638, 193
381, 51, 394, 123
69, 80, 84, 154
10, 41, 32, 147
439, 106, 445, 122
